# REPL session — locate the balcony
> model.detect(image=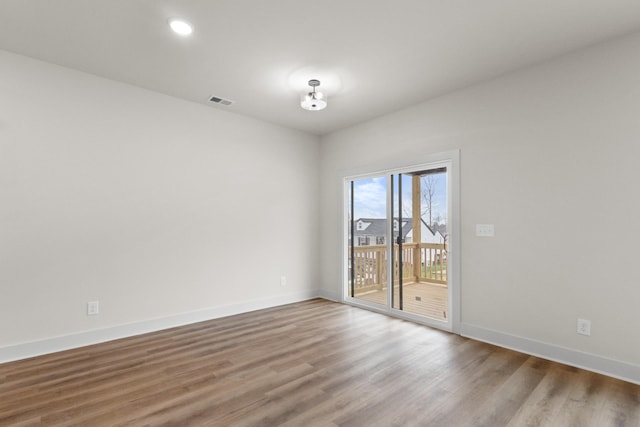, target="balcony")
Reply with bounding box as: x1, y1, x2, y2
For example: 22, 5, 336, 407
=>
350, 242, 448, 320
